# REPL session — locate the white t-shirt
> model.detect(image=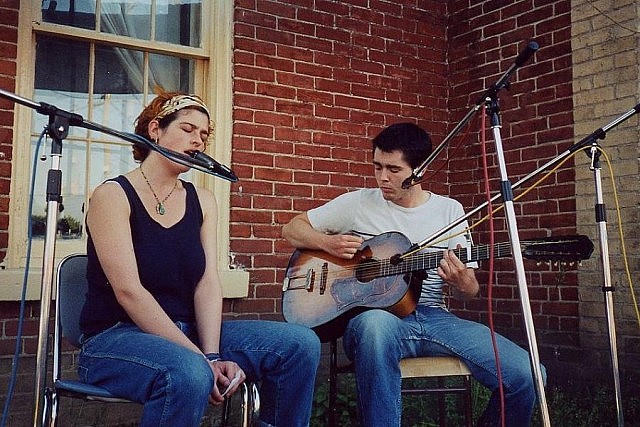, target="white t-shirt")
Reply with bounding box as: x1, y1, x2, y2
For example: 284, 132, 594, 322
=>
307, 188, 476, 307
